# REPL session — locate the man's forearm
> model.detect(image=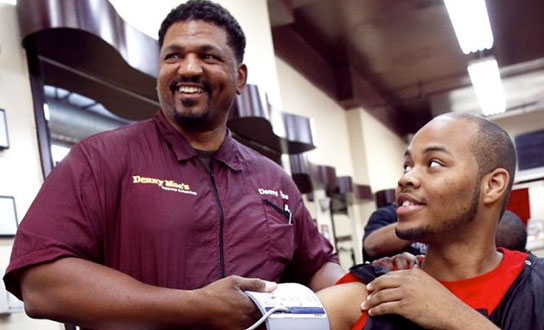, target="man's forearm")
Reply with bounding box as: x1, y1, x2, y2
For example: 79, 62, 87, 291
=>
445, 302, 501, 330
309, 261, 345, 291
20, 257, 203, 329
364, 223, 411, 259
